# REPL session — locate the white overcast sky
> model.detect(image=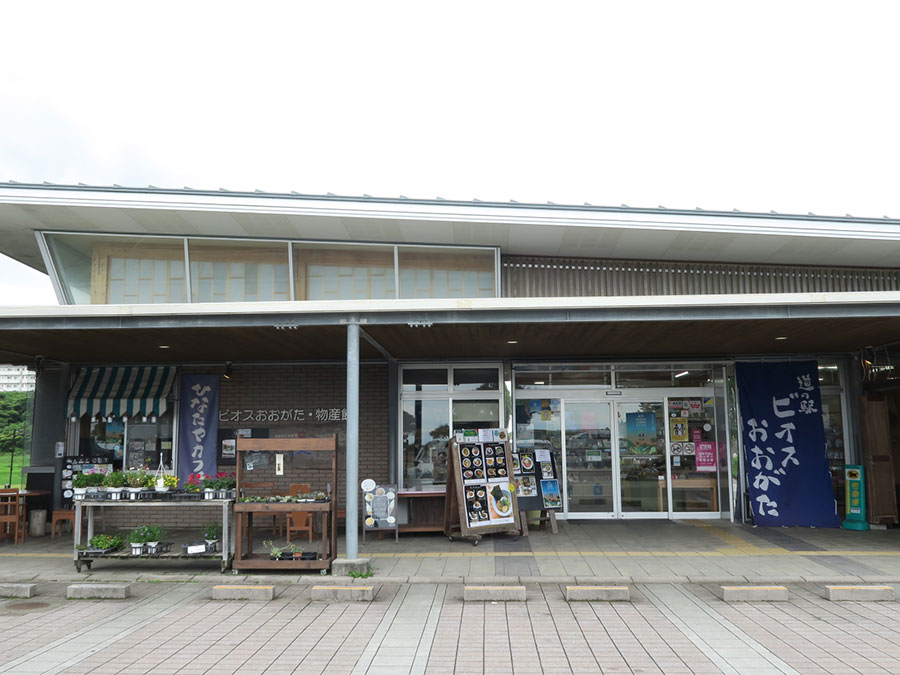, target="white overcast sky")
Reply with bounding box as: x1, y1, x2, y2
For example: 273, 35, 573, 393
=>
2, 1, 900, 305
